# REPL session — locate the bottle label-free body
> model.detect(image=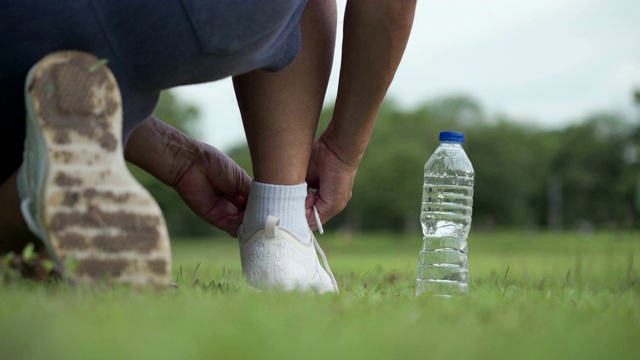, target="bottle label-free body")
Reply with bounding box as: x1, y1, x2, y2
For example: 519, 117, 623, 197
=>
417, 173, 473, 296
421, 174, 473, 238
